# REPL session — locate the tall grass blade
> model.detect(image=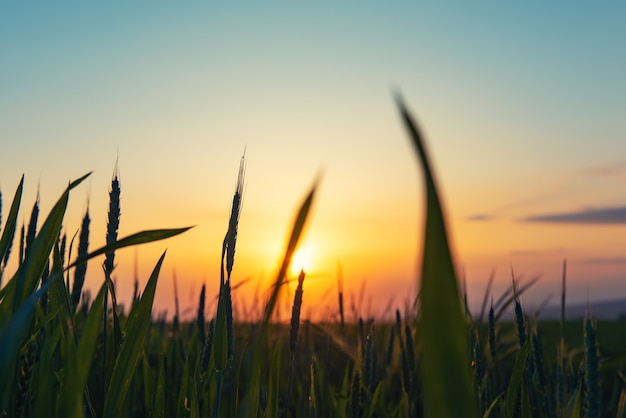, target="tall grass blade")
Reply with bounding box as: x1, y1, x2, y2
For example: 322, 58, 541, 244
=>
0, 175, 23, 273
396, 96, 477, 418
103, 251, 167, 418
0, 276, 55, 397
60, 282, 106, 418
73, 227, 192, 266
6, 173, 90, 315
504, 338, 531, 418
